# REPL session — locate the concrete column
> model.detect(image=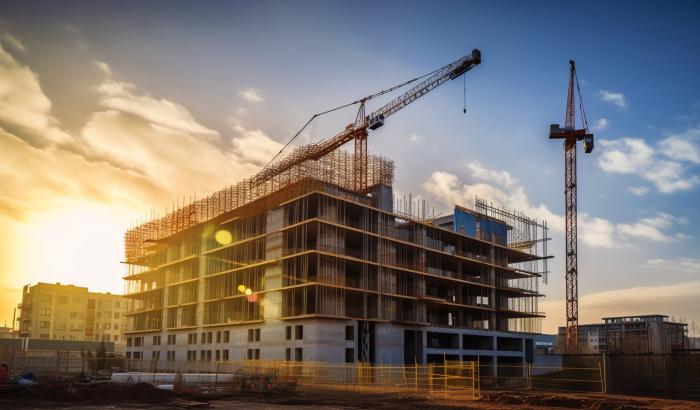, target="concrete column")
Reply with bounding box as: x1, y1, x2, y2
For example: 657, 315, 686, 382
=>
264, 207, 284, 320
